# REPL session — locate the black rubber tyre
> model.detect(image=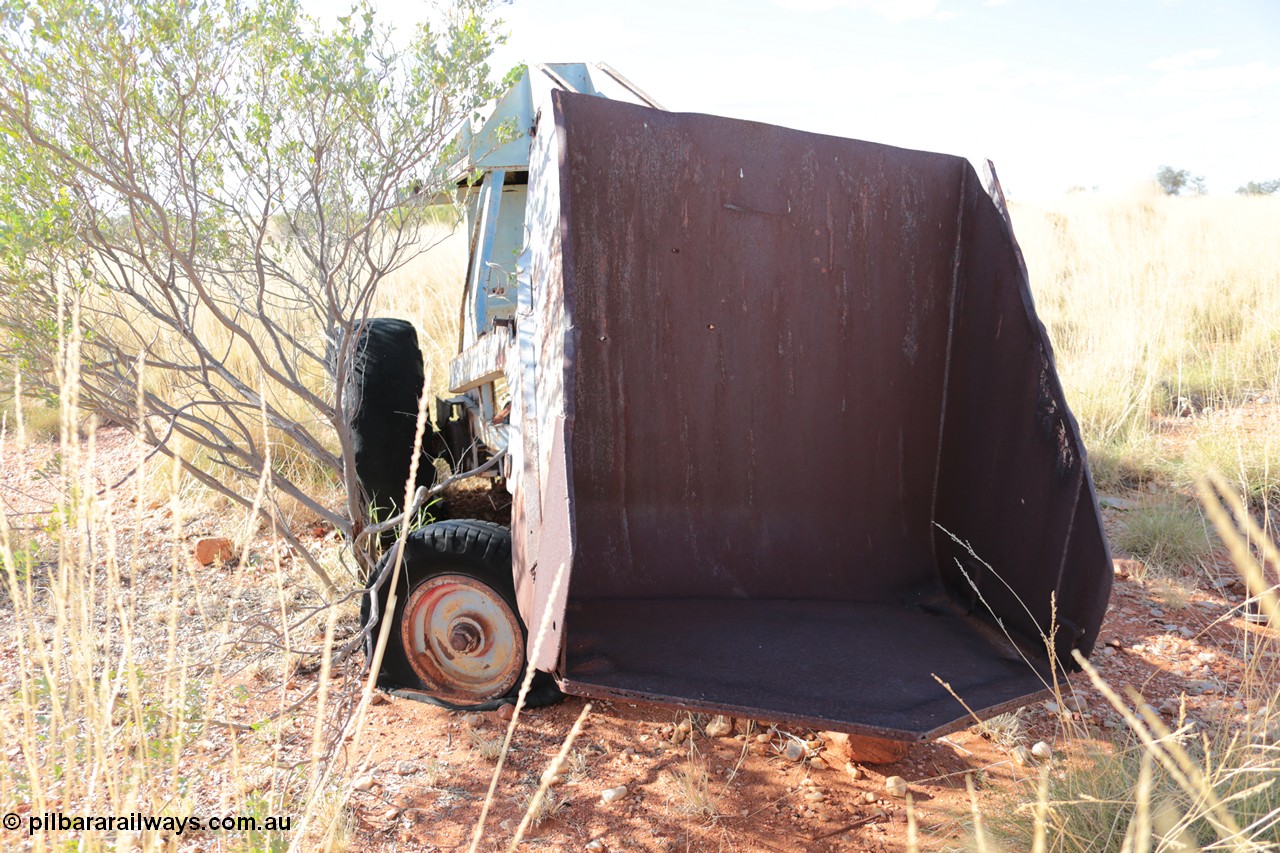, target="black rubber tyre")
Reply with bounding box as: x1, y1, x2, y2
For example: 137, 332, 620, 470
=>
340, 318, 439, 521
365, 520, 562, 710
